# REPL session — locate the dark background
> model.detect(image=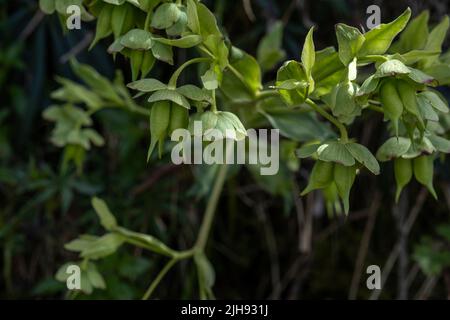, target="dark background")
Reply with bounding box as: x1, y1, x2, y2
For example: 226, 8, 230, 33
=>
1, 0, 450, 299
